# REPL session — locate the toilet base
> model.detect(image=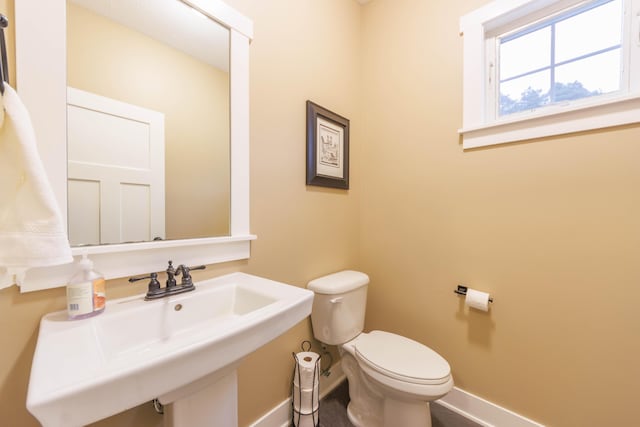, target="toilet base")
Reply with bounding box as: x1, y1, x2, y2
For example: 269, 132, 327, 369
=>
346, 398, 432, 427
341, 350, 435, 427
384, 397, 431, 427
